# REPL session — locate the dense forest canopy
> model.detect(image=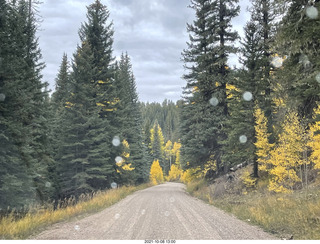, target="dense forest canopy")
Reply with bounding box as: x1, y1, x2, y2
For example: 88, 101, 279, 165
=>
1, 0, 320, 213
